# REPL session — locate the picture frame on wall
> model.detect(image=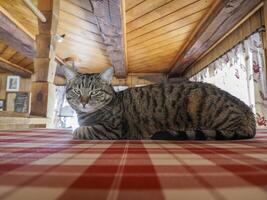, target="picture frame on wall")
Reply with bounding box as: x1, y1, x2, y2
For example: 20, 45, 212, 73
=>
6, 76, 20, 92
0, 100, 4, 111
